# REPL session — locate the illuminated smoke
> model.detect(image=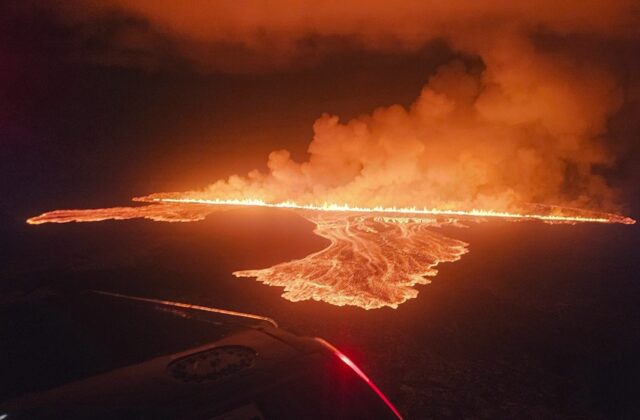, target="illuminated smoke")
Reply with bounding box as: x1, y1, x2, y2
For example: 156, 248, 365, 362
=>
47, 1, 638, 71
151, 45, 622, 212
32, 1, 637, 210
